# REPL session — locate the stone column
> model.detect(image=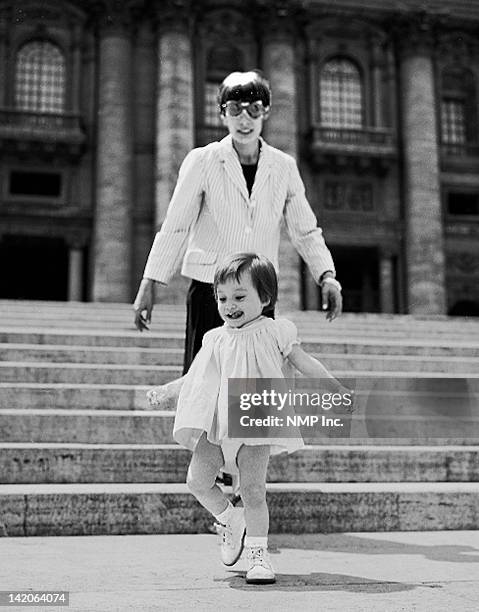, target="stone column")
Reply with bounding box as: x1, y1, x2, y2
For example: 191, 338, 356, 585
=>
132, 21, 156, 291
68, 246, 83, 301
379, 247, 395, 313
0, 9, 9, 106
154, 6, 194, 227
370, 37, 384, 127
398, 19, 446, 314
70, 23, 82, 113
92, 4, 133, 302
262, 9, 302, 312
151, 4, 194, 302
